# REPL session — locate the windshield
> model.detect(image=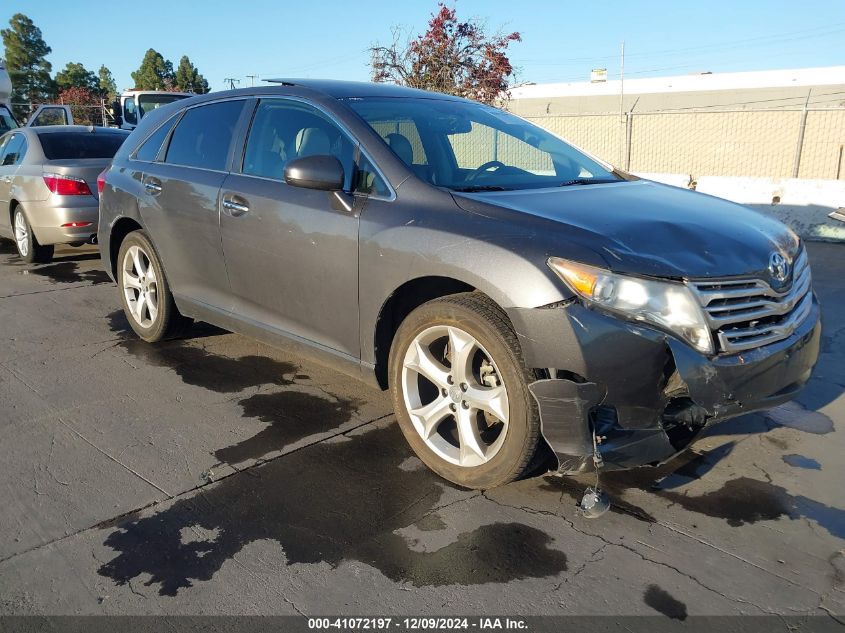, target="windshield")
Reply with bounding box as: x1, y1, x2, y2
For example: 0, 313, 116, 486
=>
138, 94, 189, 118
346, 97, 620, 191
